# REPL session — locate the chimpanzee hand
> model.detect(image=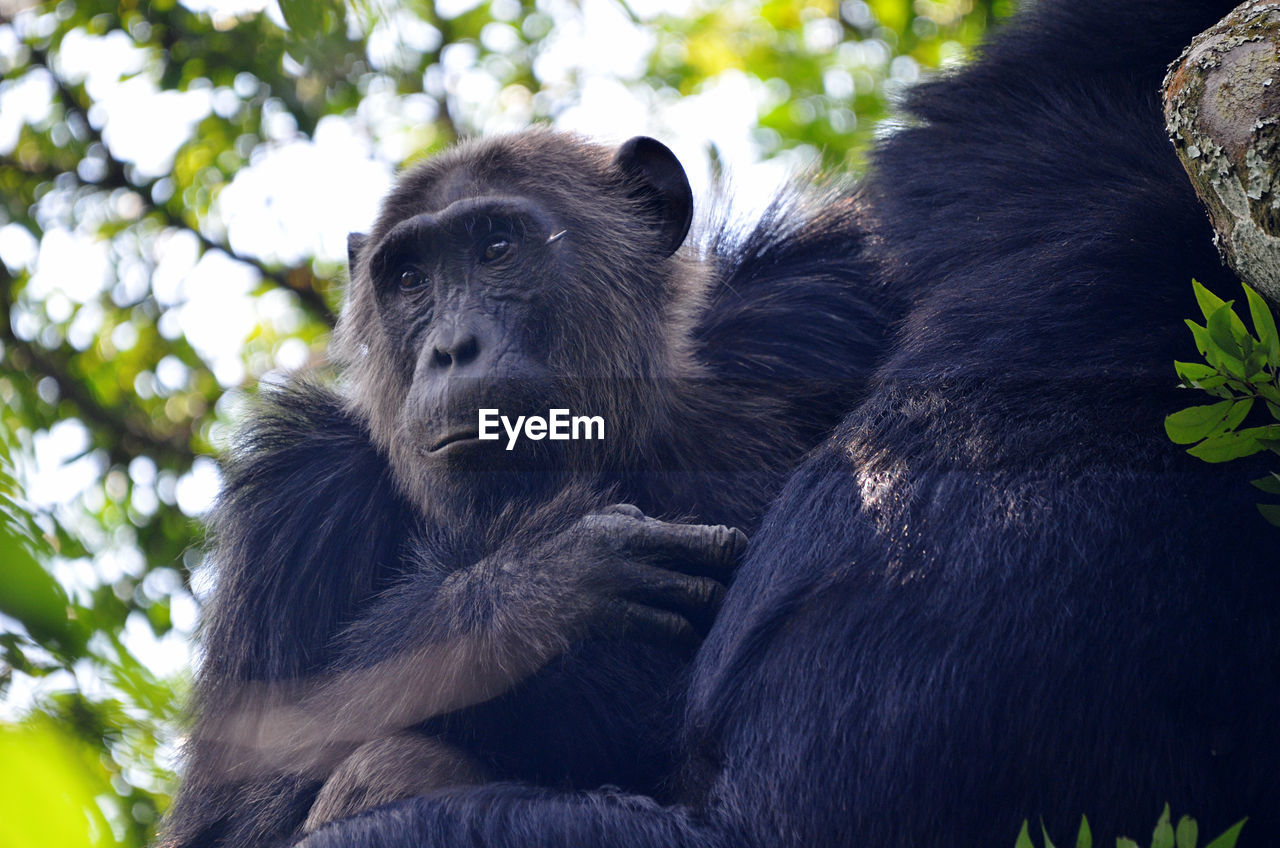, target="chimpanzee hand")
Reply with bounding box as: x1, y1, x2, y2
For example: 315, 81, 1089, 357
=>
303, 733, 487, 834
543, 504, 747, 647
